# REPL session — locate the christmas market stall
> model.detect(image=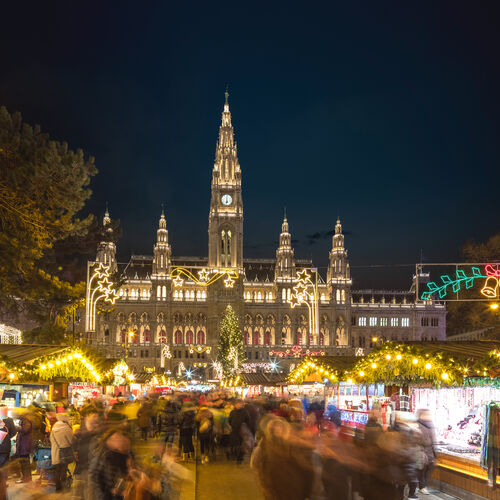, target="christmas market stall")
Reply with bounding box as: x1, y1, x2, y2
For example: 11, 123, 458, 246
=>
0, 344, 137, 406
0, 344, 66, 406
288, 356, 383, 429
342, 341, 500, 496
